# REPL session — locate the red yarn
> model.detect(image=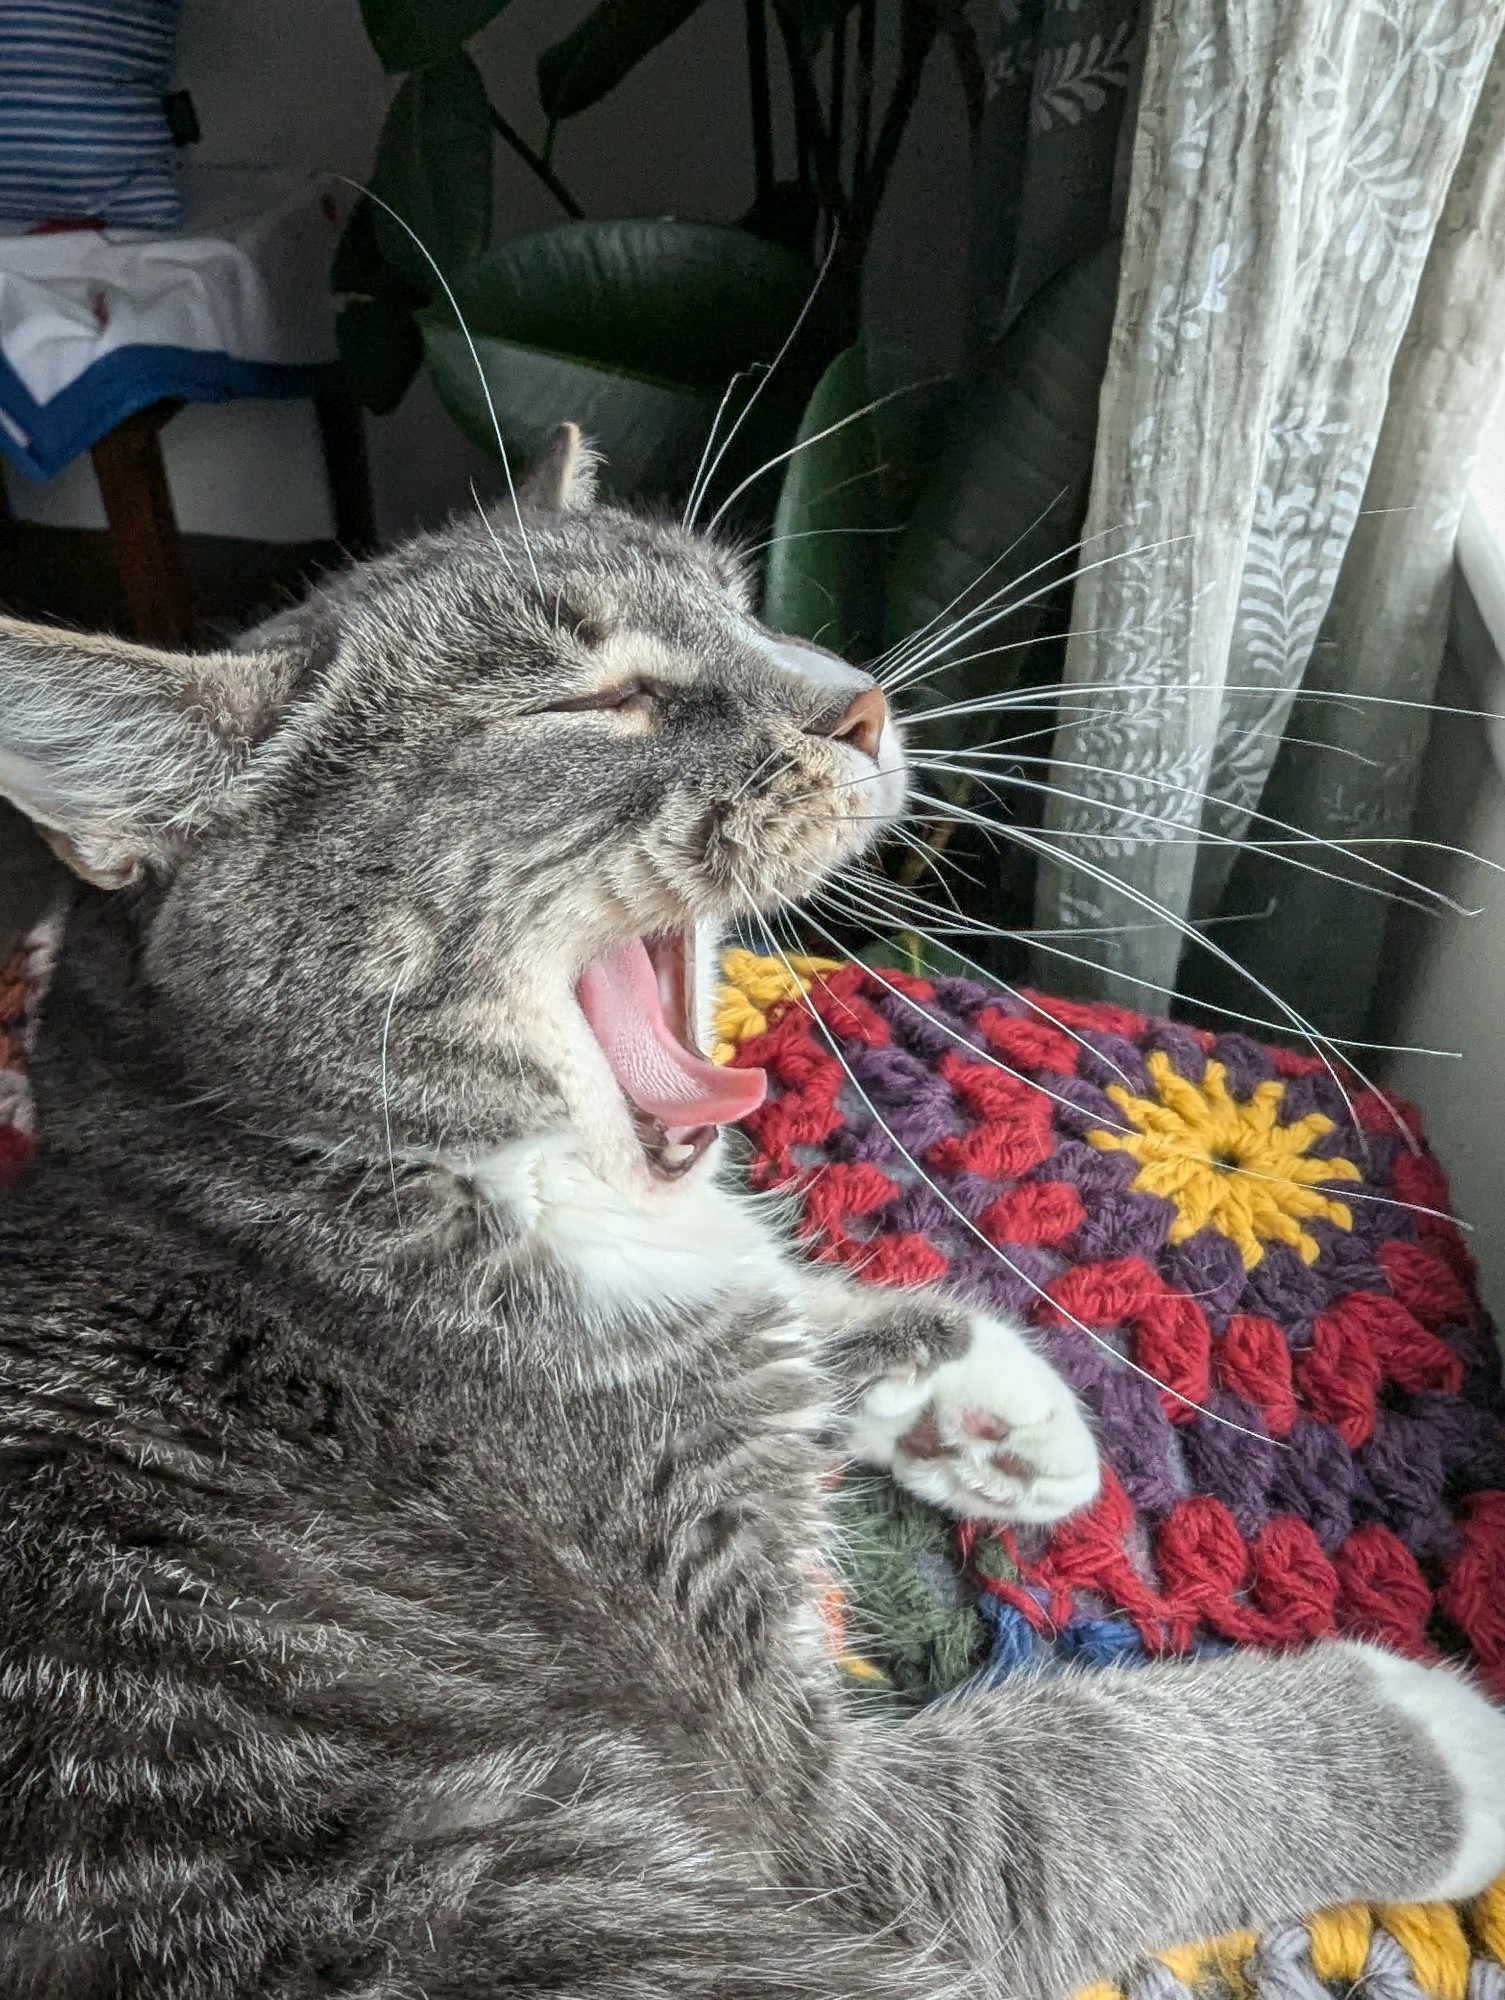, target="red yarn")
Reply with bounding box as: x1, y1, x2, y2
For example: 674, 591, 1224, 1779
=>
1043, 1259, 1212, 1422
975, 1008, 1080, 1075
1322, 1291, 1464, 1397
978, 1181, 1085, 1251
1247, 1515, 1338, 1642
1332, 1524, 1435, 1659
926, 1052, 1054, 1178
1438, 1491, 1505, 1700
1216, 1314, 1298, 1437
1022, 991, 1147, 1040
1376, 1238, 1476, 1331
1293, 1308, 1382, 1447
